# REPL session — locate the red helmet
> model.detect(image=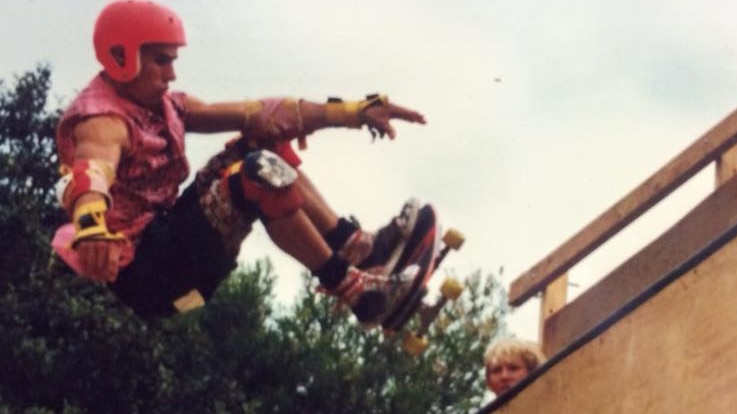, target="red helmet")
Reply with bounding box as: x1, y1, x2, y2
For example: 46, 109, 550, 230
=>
93, 1, 186, 82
